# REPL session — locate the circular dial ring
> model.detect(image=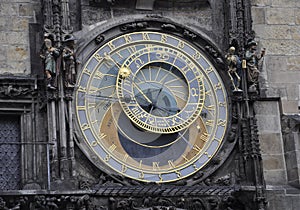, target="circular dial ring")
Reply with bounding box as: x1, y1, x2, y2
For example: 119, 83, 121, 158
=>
75, 31, 228, 183
116, 45, 205, 133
